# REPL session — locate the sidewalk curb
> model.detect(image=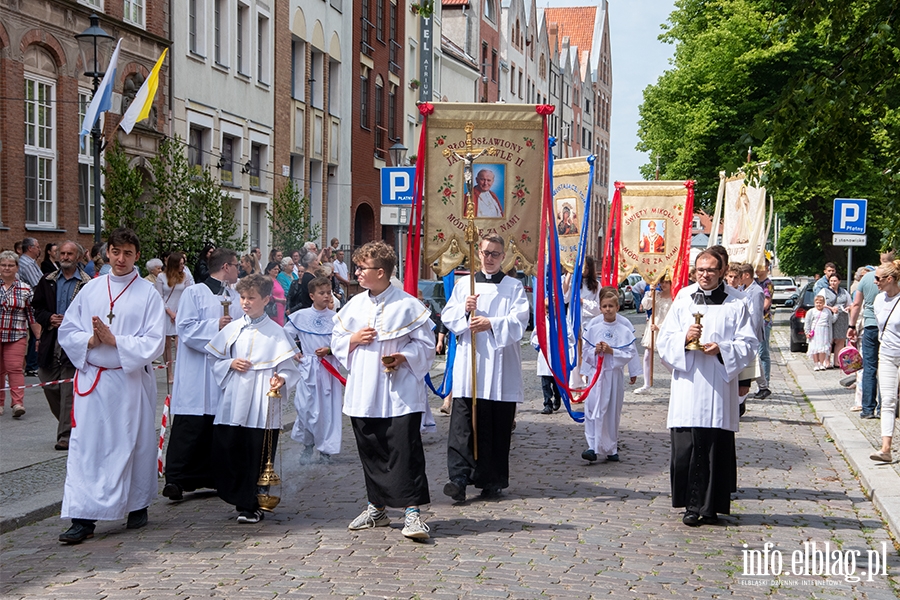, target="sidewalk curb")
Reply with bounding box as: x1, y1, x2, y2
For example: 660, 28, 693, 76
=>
0, 492, 61, 535
781, 350, 900, 542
